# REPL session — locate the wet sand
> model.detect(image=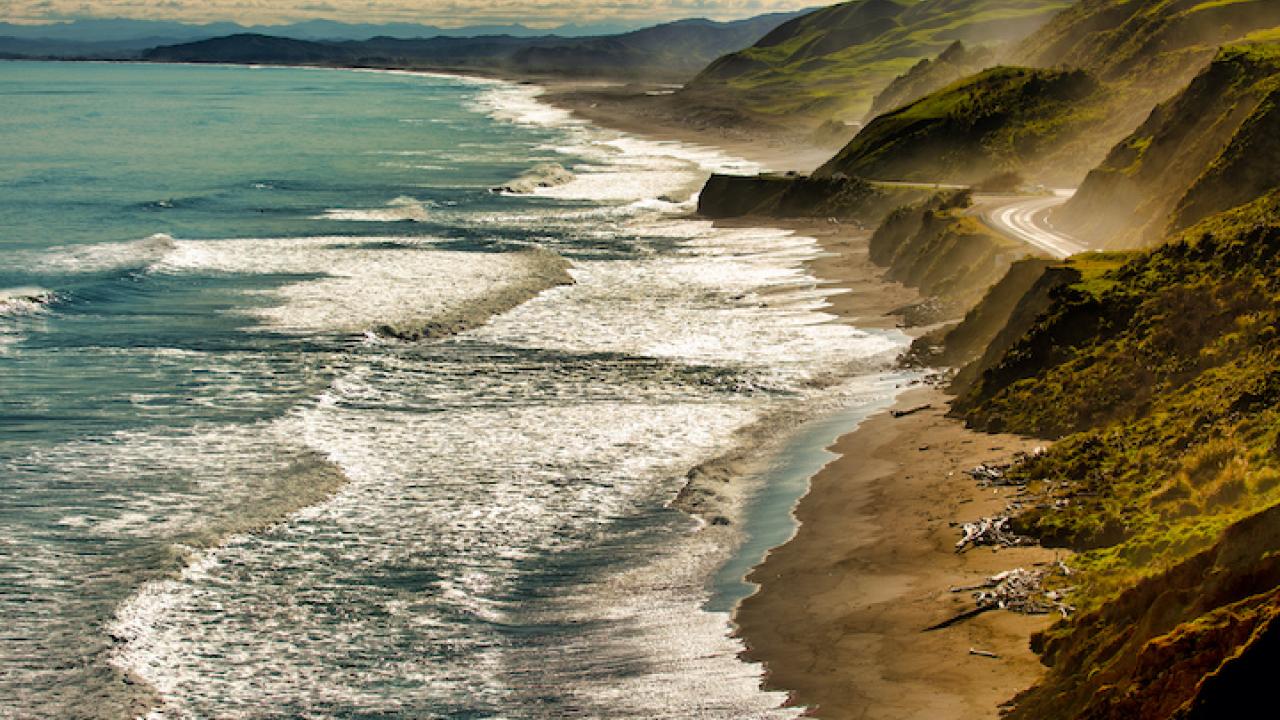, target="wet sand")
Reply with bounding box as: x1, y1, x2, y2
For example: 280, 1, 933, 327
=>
735, 390, 1058, 719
